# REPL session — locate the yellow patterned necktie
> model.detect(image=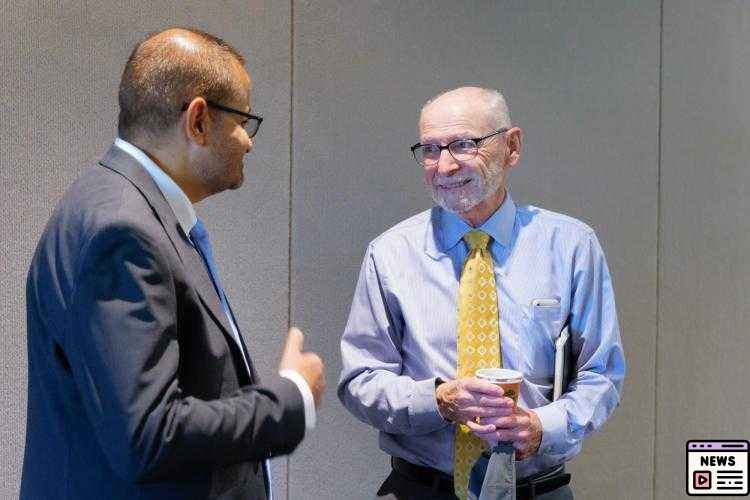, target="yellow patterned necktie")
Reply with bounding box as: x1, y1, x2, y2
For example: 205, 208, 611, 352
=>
453, 230, 502, 499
